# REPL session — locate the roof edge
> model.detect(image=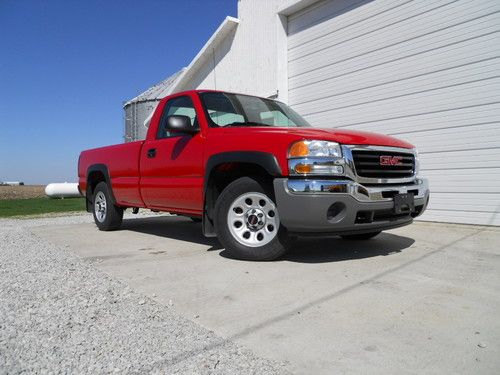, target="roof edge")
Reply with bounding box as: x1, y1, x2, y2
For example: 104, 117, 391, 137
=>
123, 68, 186, 107
165, 16, 240, 96
278, 0, 322, 16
